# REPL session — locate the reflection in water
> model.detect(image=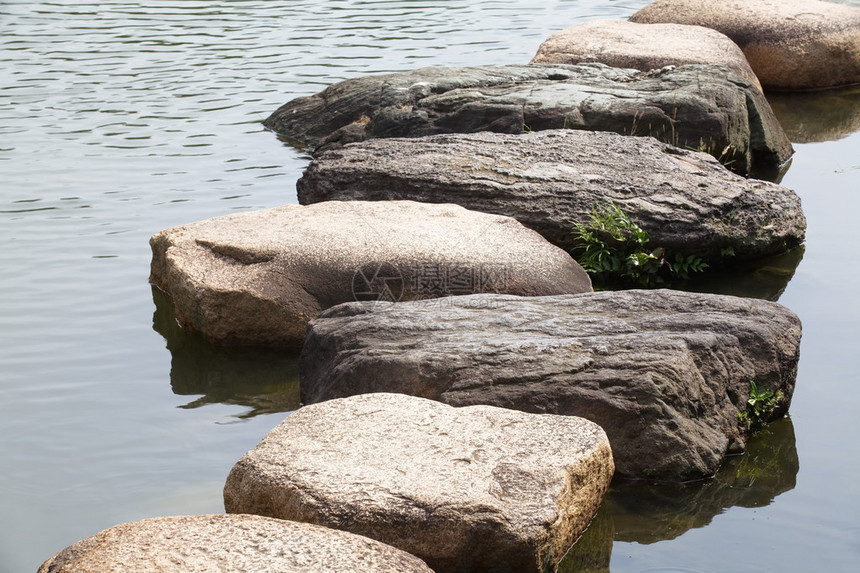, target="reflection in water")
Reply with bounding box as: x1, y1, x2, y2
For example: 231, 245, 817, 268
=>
768, 85, 860, 144
682, 245, 804, 301
151, 287, 301, 418
560, 418, 799, 571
